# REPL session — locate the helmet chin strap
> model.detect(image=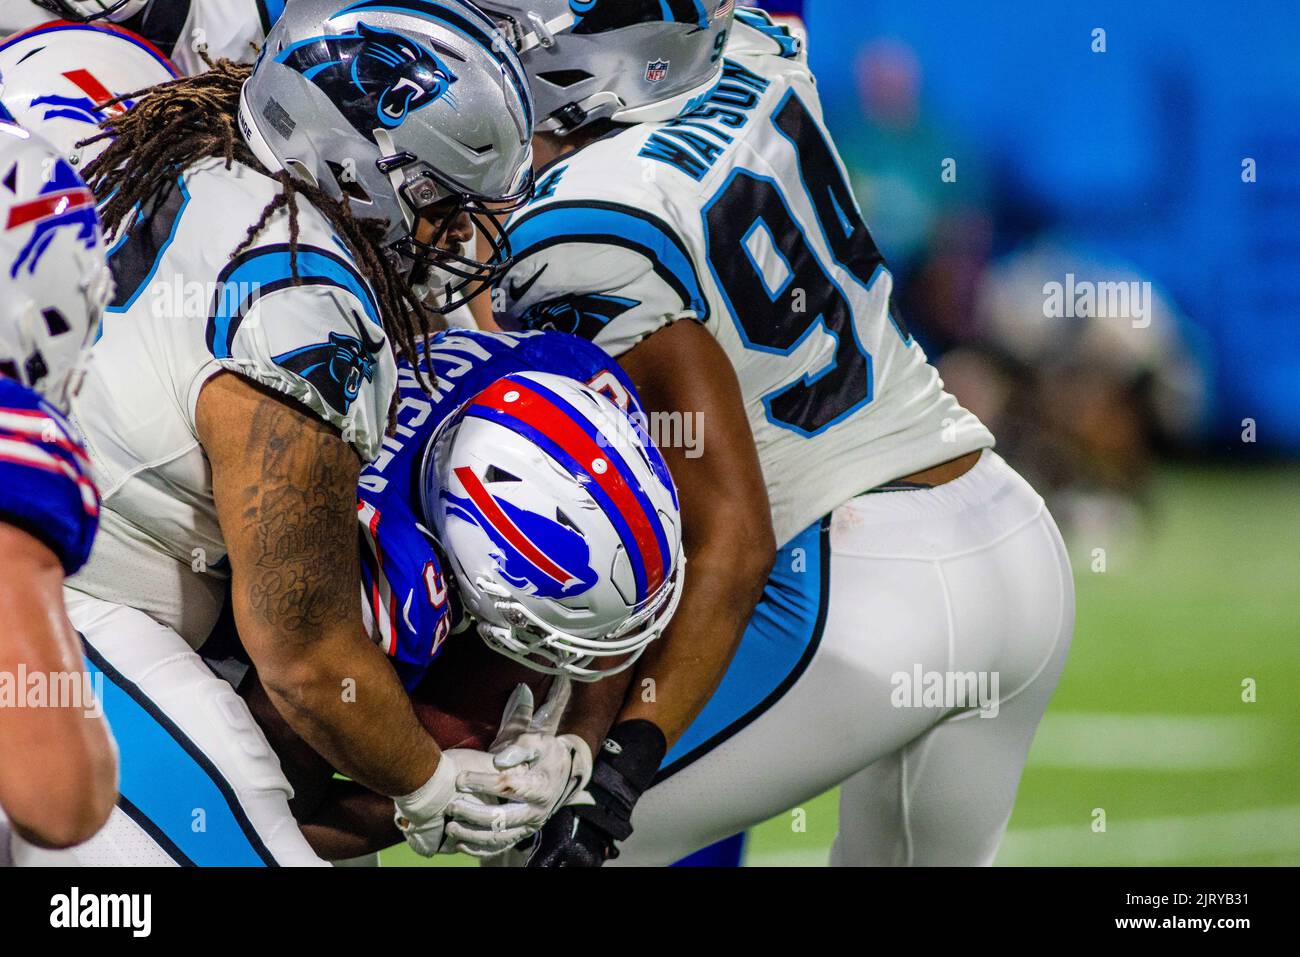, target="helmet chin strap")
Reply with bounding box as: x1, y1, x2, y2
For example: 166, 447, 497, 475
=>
515, 11, 575, 53
539, 90, 624, 135
373, 128, 419, 235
